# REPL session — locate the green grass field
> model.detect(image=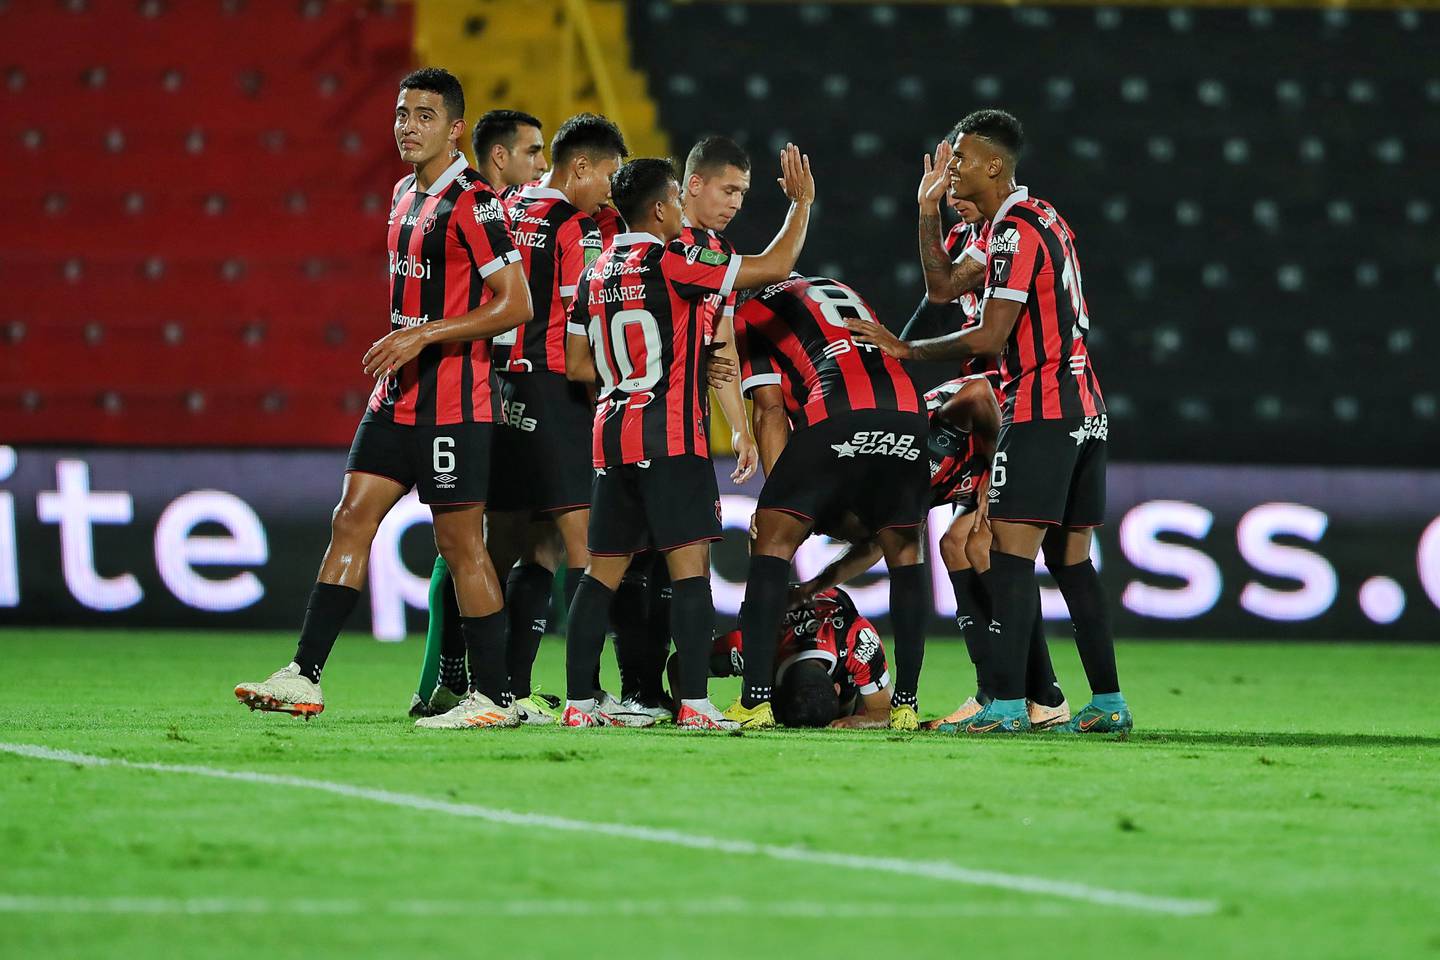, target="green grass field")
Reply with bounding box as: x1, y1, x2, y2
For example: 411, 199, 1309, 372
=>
1, 630, 1437, 960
